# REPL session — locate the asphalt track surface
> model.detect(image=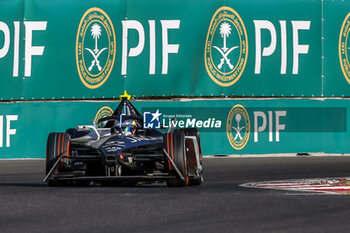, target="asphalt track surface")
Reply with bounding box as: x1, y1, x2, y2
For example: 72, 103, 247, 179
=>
2, 157, 350, 233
